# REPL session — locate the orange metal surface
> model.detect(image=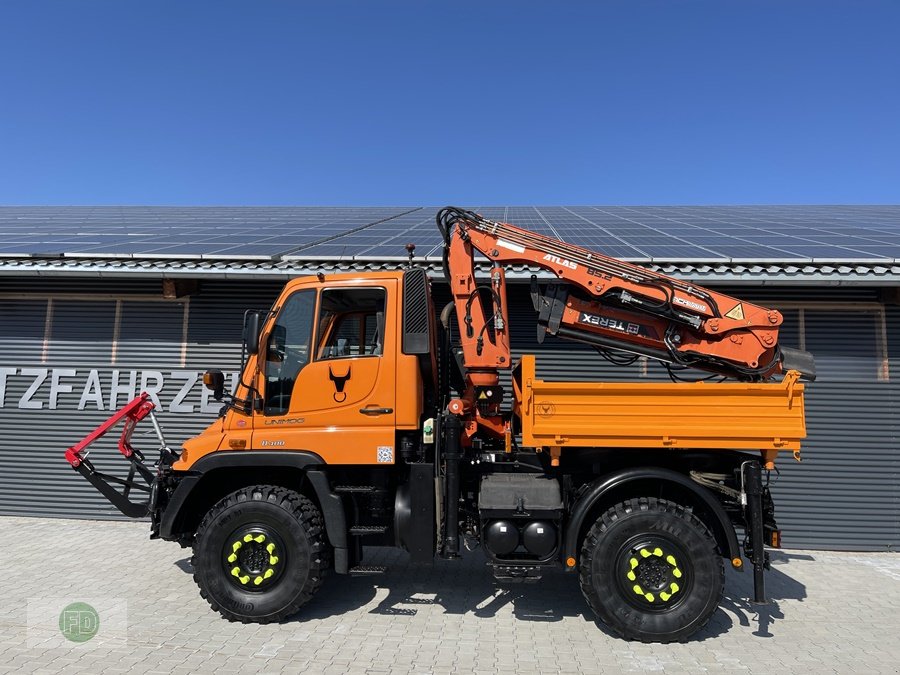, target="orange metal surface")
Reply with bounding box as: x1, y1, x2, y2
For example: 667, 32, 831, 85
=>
444, 209, 786, 379
446, 232, 511, 373
173, 258, 806, 474
513, 355, 806, 463
175, 417, 226, 470
175, 271, 424, 470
